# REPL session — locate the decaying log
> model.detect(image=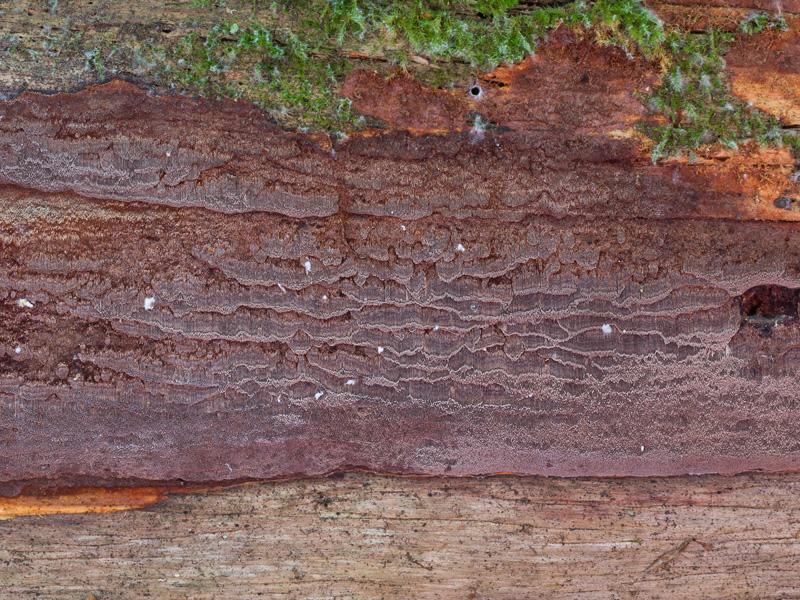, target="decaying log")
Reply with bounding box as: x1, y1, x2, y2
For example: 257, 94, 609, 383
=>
0, 3, 800, 490
2, 0, 800, 595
